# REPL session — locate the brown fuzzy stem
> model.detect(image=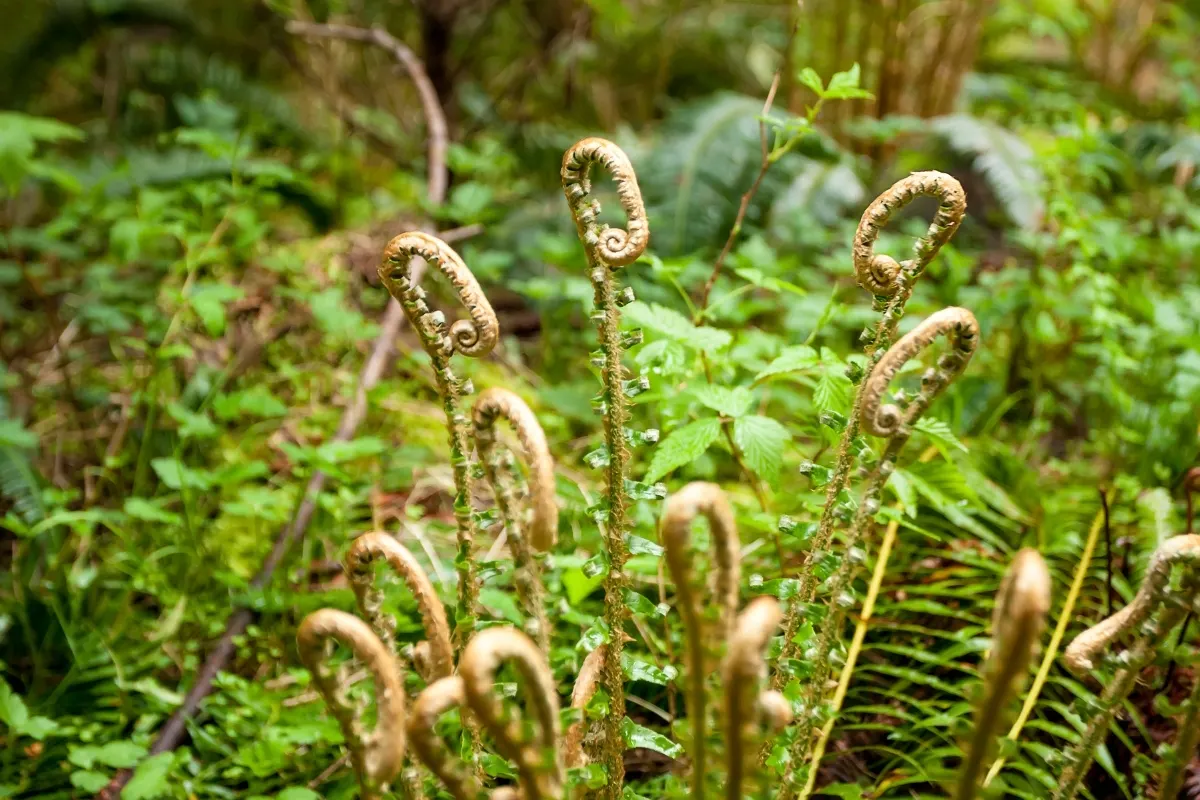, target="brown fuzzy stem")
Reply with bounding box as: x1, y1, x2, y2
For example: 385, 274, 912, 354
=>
661, 481, 742, 800
954, 549, 1050, 800
1055, 534, 1200, 799
562, 136, 650, 797
345, 531, 455, 682
776, 173, 967, 694
297, 609, 407, 800
723, 597, 785, 800
379, 232, 500, 650
472, 387, 559, 651
408, 676, 485, 800
460, 627, 565, 800
782, 307, 980, 793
